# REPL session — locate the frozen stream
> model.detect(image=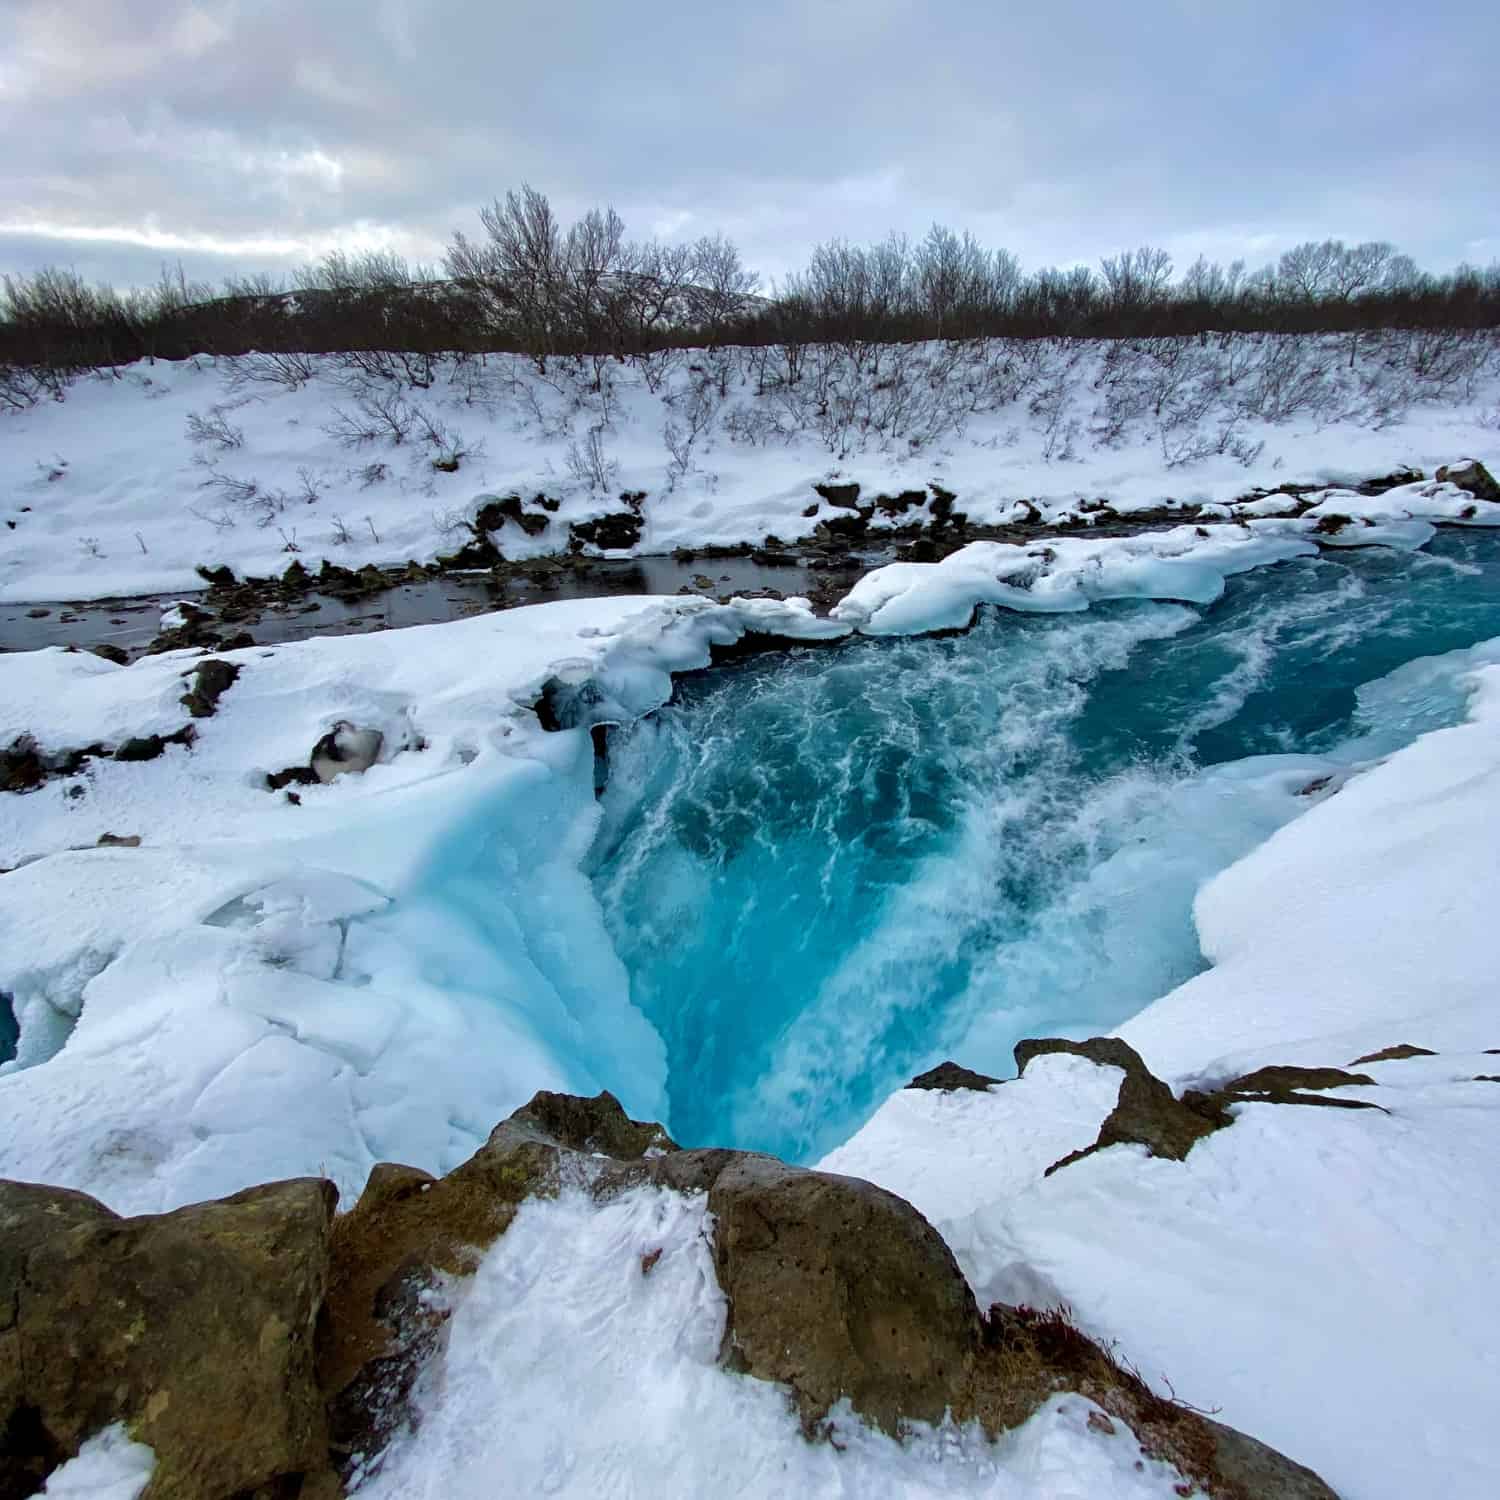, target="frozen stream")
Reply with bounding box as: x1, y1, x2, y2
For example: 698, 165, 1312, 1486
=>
588, 531, 1500, 1160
